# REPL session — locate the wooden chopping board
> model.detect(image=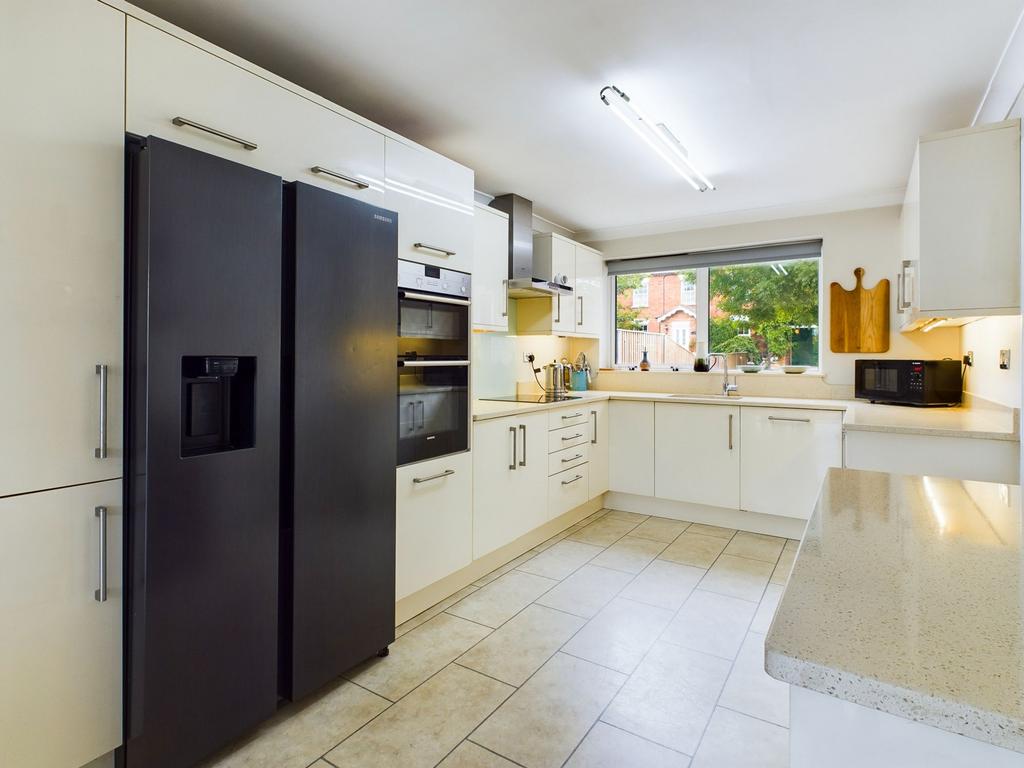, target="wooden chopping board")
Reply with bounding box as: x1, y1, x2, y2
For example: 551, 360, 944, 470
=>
829, 268, 890, 353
